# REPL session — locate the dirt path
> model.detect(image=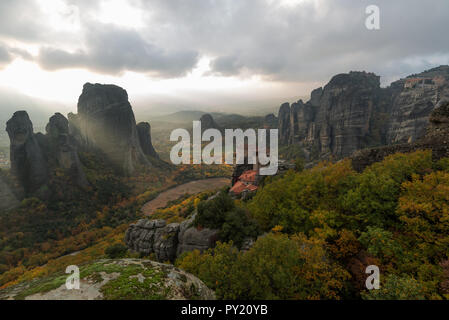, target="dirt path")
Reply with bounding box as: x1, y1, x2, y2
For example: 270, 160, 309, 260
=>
141, 178, 231, 216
